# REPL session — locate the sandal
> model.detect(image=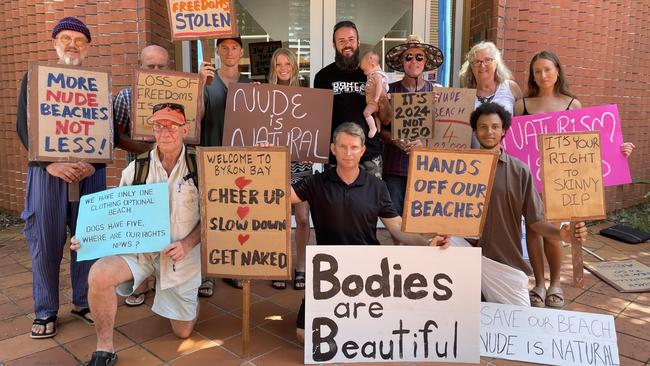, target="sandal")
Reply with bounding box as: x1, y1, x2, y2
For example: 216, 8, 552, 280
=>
529, 286, 546, 308
70, 308, 95, 326
198, 278, 215, 297
272, 280, 287, 290
125, 291, 147, 307
294, 271, 305, 291
545, 286, 565, 308
224, 278, 244, 289
30, 315, 57, 339
85, 350, 118, 366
